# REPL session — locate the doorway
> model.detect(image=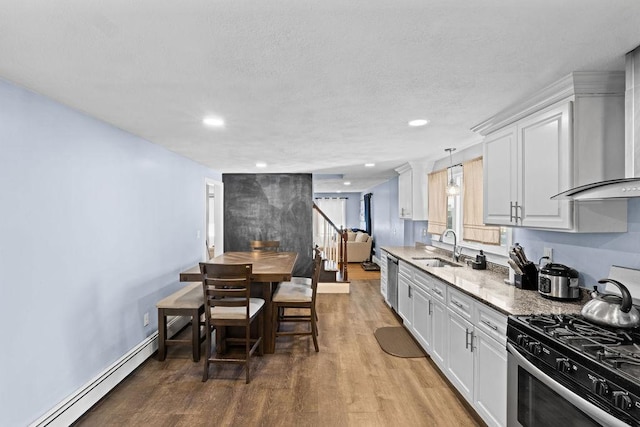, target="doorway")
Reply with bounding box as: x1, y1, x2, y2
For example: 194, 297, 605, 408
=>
205, 179, 224, 260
